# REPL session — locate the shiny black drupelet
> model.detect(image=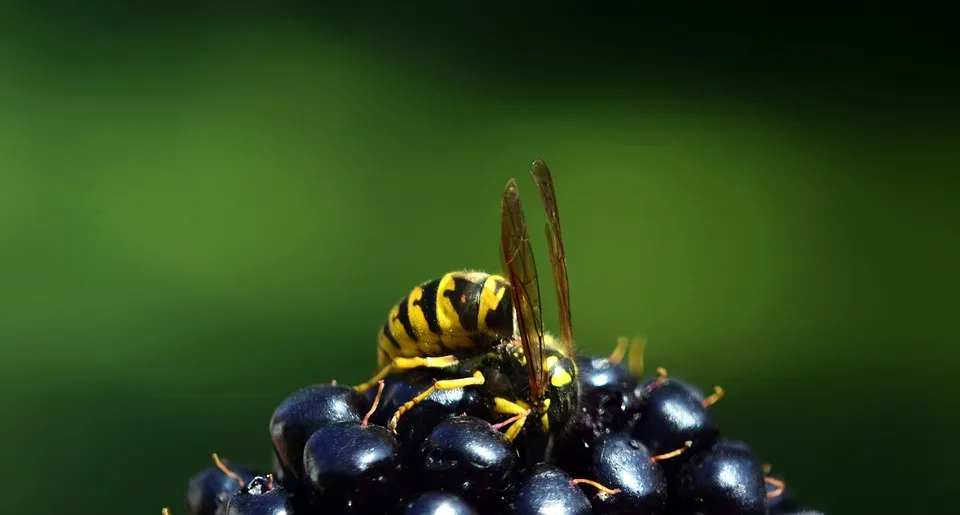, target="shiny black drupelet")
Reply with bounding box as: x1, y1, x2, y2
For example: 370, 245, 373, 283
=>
632, 376, 721, 463
302, 418, 405, 514
214, 476, 294, 515
186, 461, 259, 515
395, 491, 479, 515
269, 384, 368, 481
507, 464, 592, 515
586, 433, 669, 515
415, 415, 518, 508
676, 439, 768, 515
